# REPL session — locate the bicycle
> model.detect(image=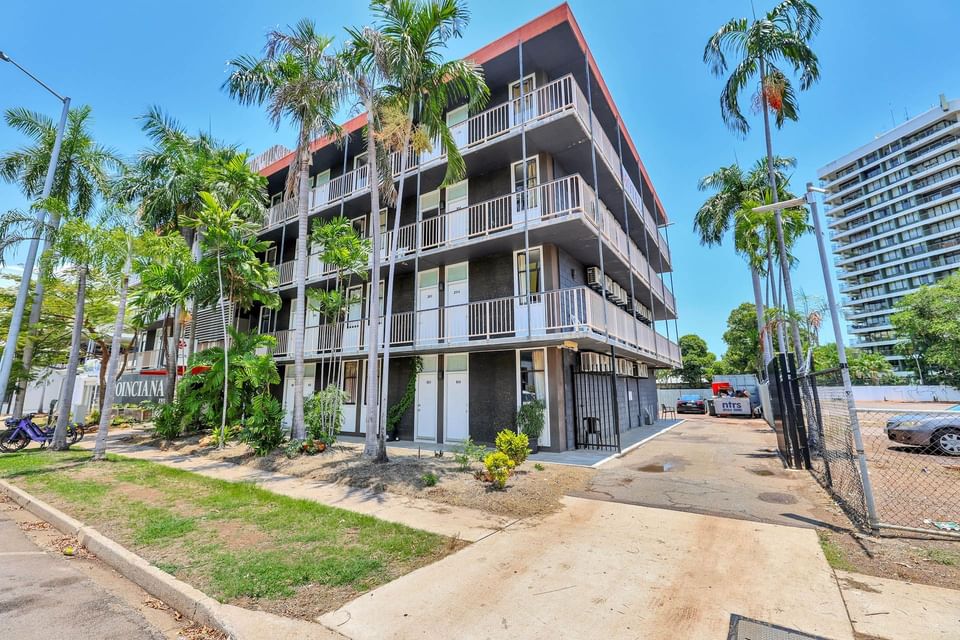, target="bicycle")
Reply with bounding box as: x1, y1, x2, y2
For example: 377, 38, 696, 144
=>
0, 413, 84, 452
